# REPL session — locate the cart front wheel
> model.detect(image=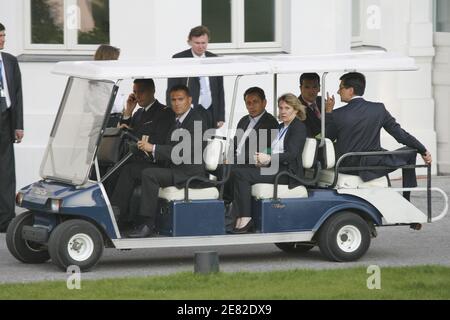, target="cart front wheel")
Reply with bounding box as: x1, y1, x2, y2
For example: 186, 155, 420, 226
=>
6, 211, 50, 264
318, 212, 371, 262
48, 219, 104, 272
